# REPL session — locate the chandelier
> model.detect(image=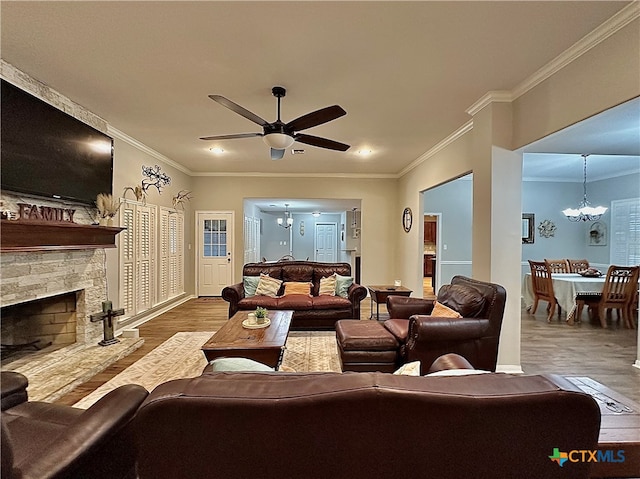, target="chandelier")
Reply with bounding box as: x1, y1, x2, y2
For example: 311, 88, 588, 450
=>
562, 154, 607, 222
277, 204, 293, 229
